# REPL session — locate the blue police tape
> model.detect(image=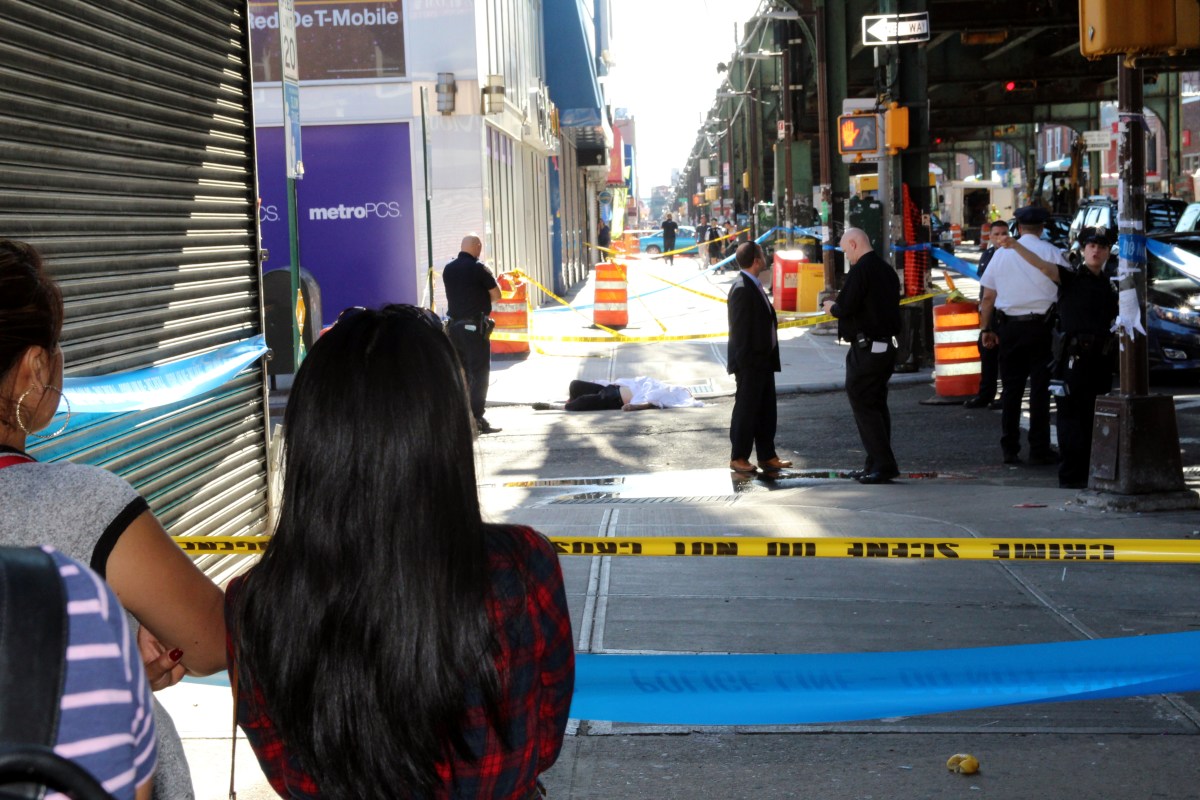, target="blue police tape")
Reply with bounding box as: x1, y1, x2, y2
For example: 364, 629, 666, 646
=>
568, 632, 1200, 725
1147, 237, 1200, 284
930, 247, 979, 281
59, 335, 268, 414
187, 632, 1200, 725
